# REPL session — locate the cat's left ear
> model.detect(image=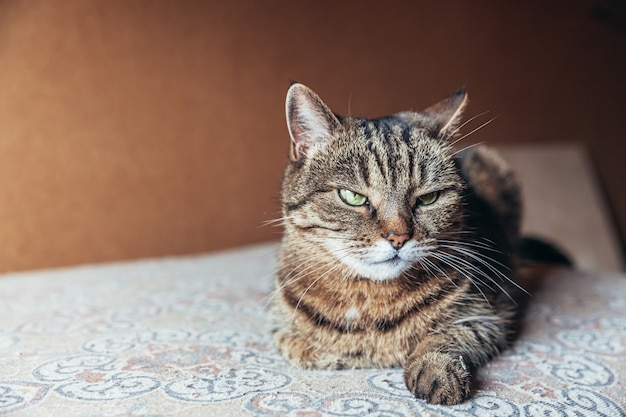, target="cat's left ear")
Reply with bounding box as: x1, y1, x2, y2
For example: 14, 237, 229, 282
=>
286, 83, 342, 162
422, 87, 468, 139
